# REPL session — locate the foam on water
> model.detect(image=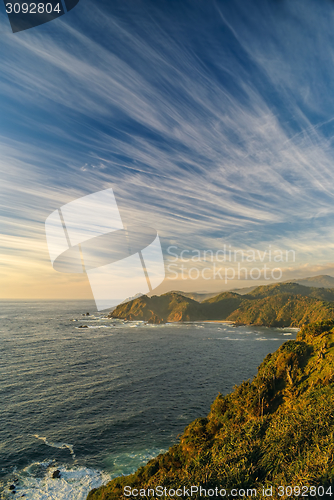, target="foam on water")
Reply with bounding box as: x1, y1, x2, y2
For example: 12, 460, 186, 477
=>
104, 448, 167, 477
33, 435, 76, 459
216, 337, 246, 341
1, 463, 111, 500
255, 337, 279, 341
146, 324, 167, 328
0, 447, 167, 500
